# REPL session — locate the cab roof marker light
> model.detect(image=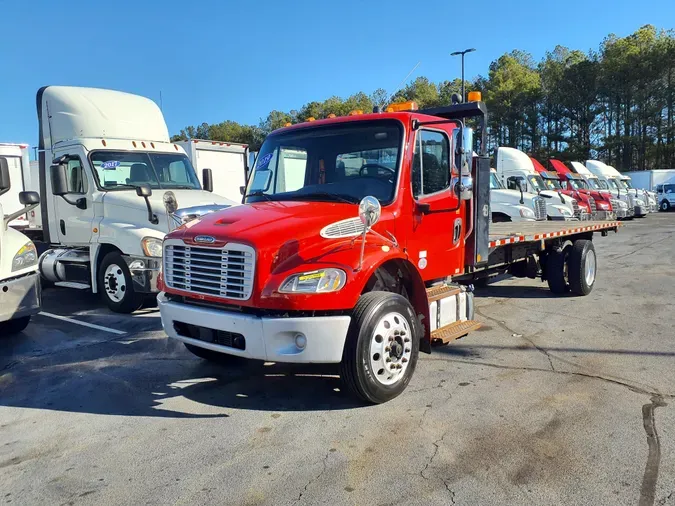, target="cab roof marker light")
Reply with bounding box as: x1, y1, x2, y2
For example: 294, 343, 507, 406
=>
385, 101, 418, 112
102, 139, 107, 146
284, 122, 292, 127
132, 141, 137, 147
174, 144, 178, 150
327, 113, 336, 118
141, 142, 146, 148
348, 110, 363, 116
307, 117, 316, 122
151, 142, 155, 148
467, 91, 482, 102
